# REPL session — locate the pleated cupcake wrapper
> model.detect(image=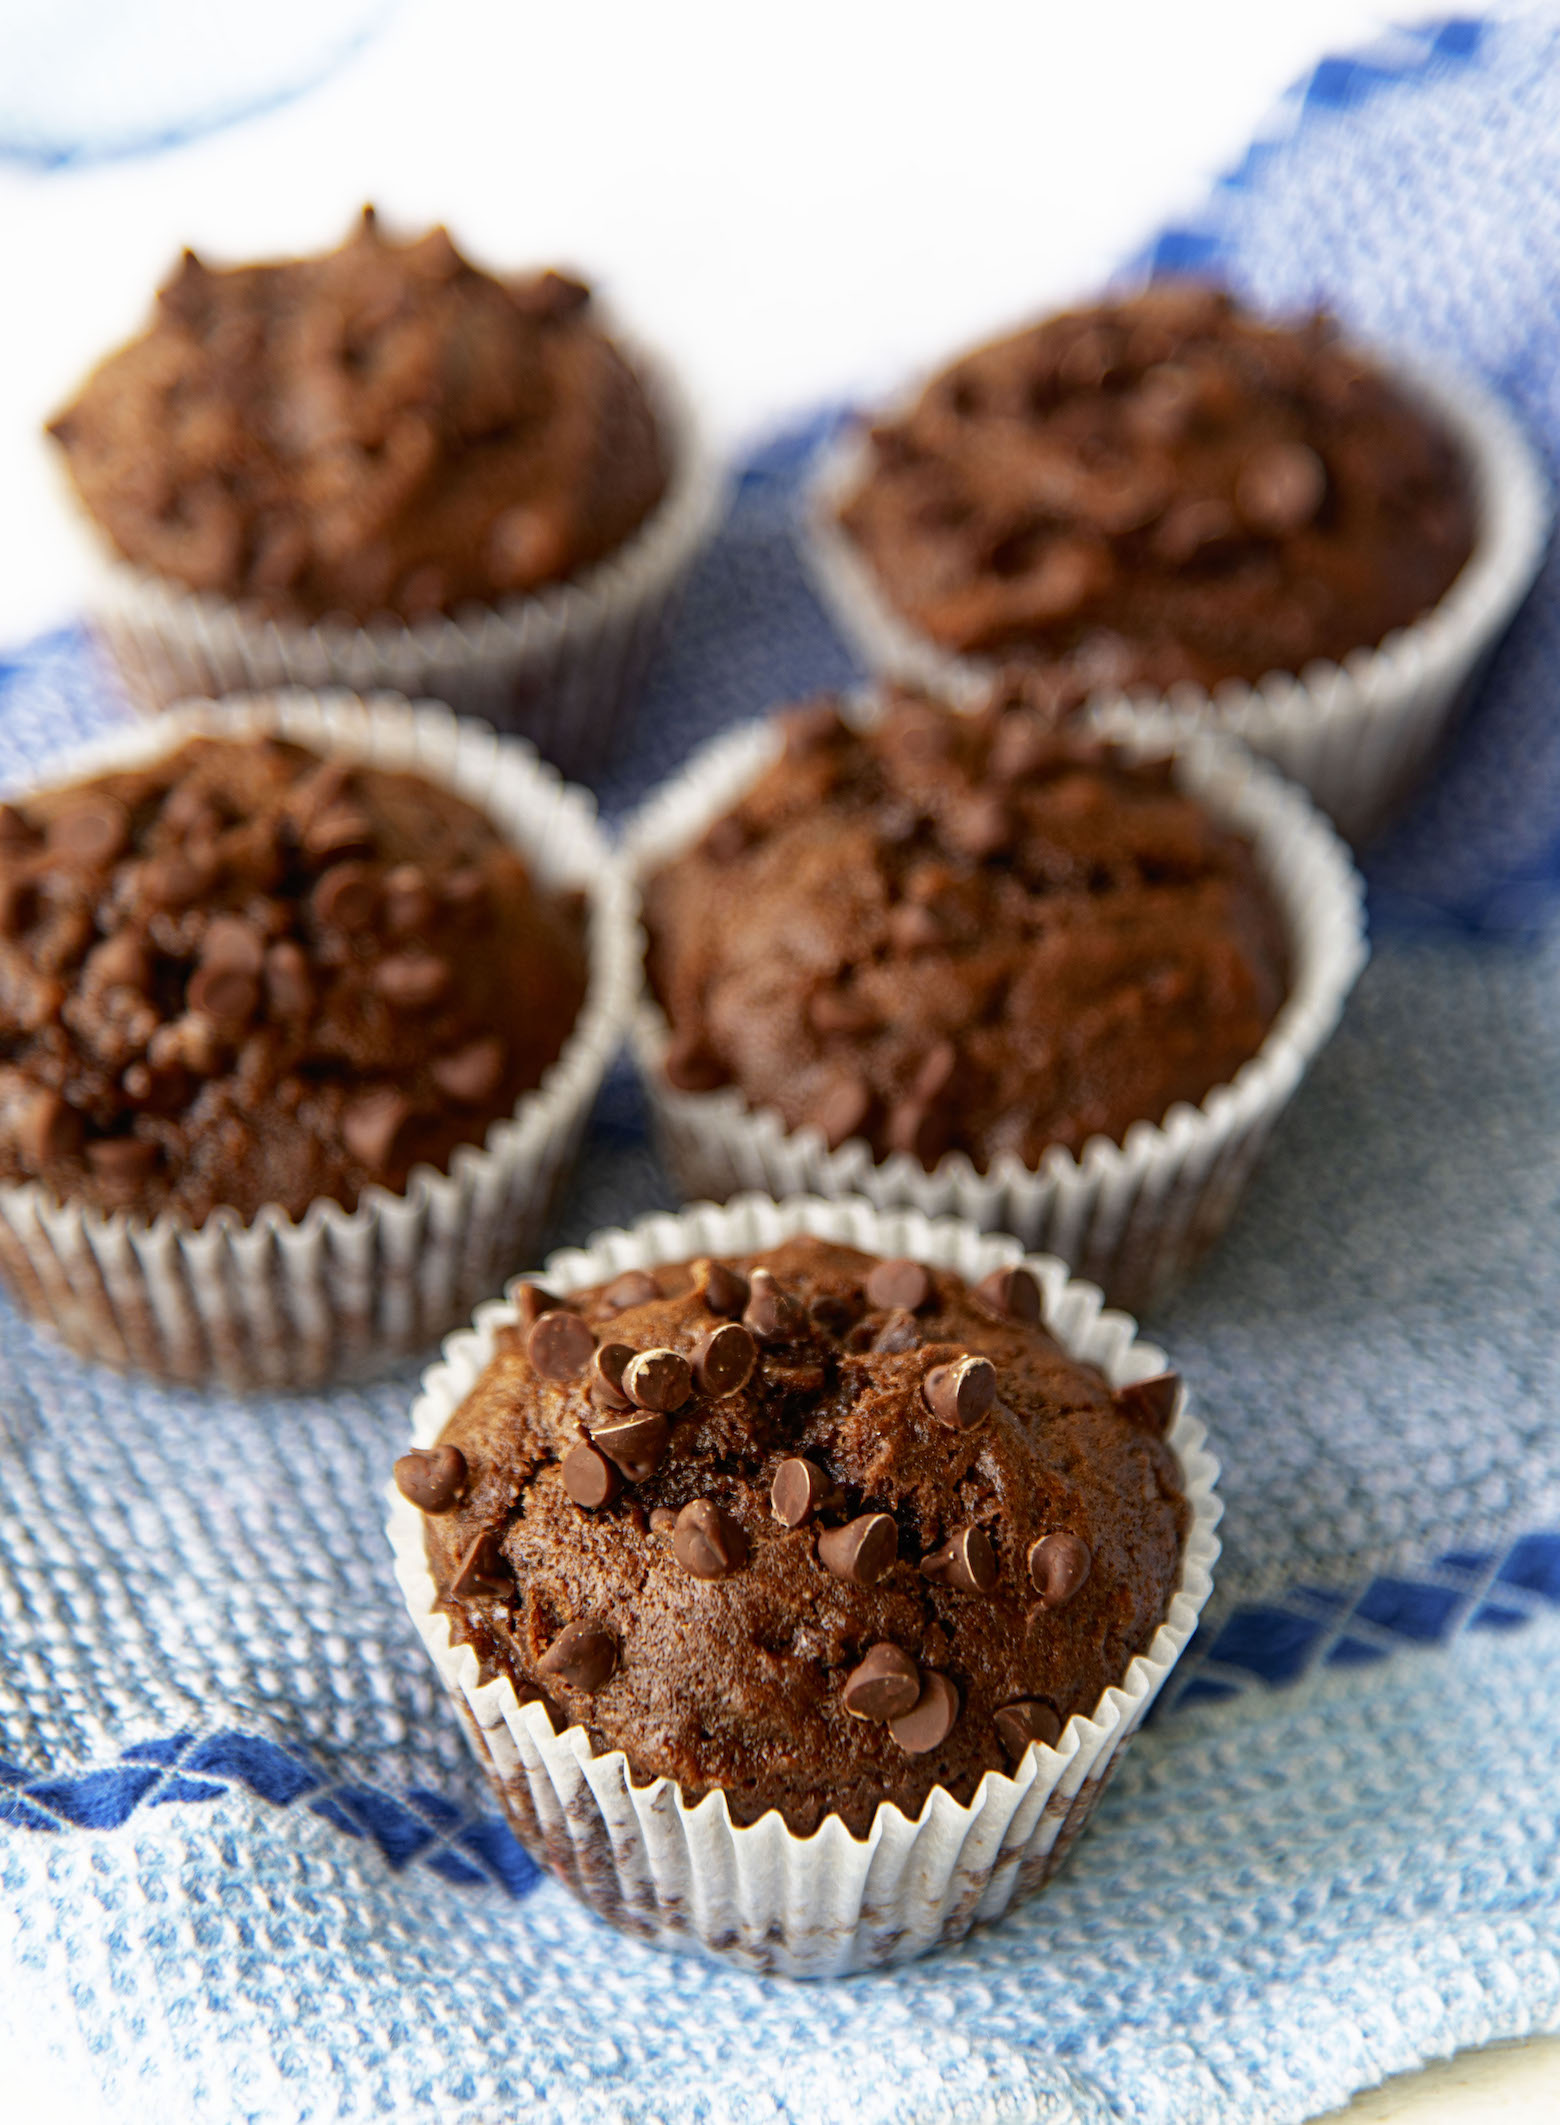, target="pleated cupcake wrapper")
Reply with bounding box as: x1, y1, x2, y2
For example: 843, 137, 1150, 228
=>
76, 337, 728, 783
805, 346, 1550, 844
620, 693, 1366, 1315
0, 689, 638, 1390
386, 1192, 1221, 1977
